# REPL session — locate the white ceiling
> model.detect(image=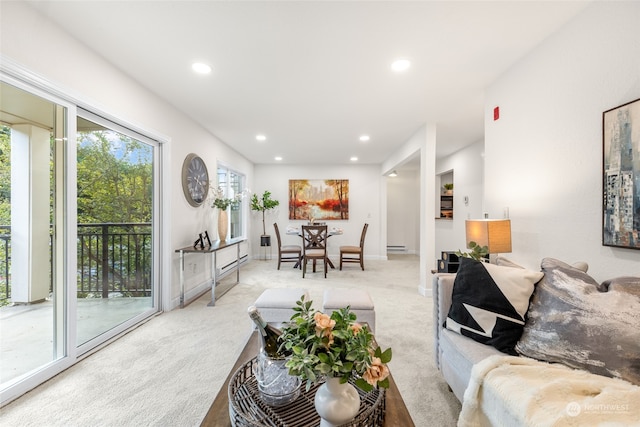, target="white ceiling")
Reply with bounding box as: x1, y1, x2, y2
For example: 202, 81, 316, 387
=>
25, 1, 590, 167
